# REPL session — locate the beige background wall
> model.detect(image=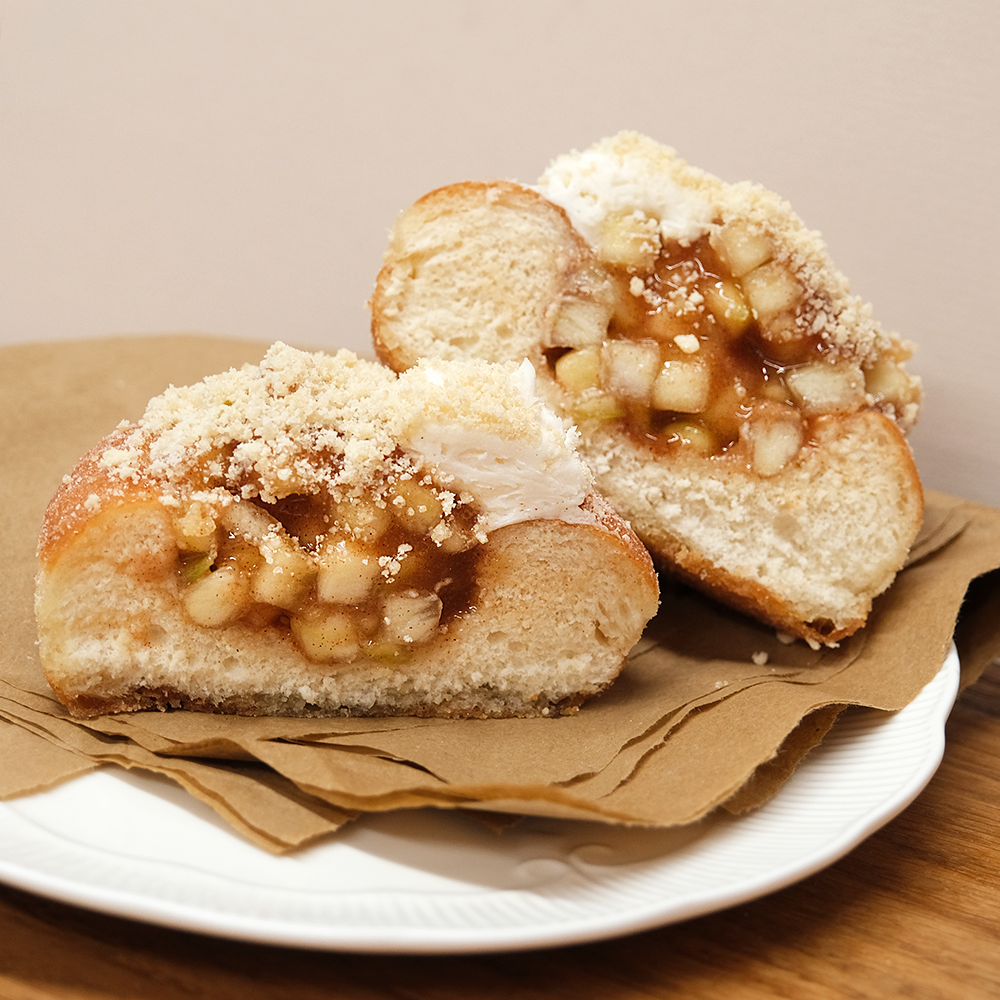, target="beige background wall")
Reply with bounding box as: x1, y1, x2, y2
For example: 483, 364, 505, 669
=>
1, 0, 997, 506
